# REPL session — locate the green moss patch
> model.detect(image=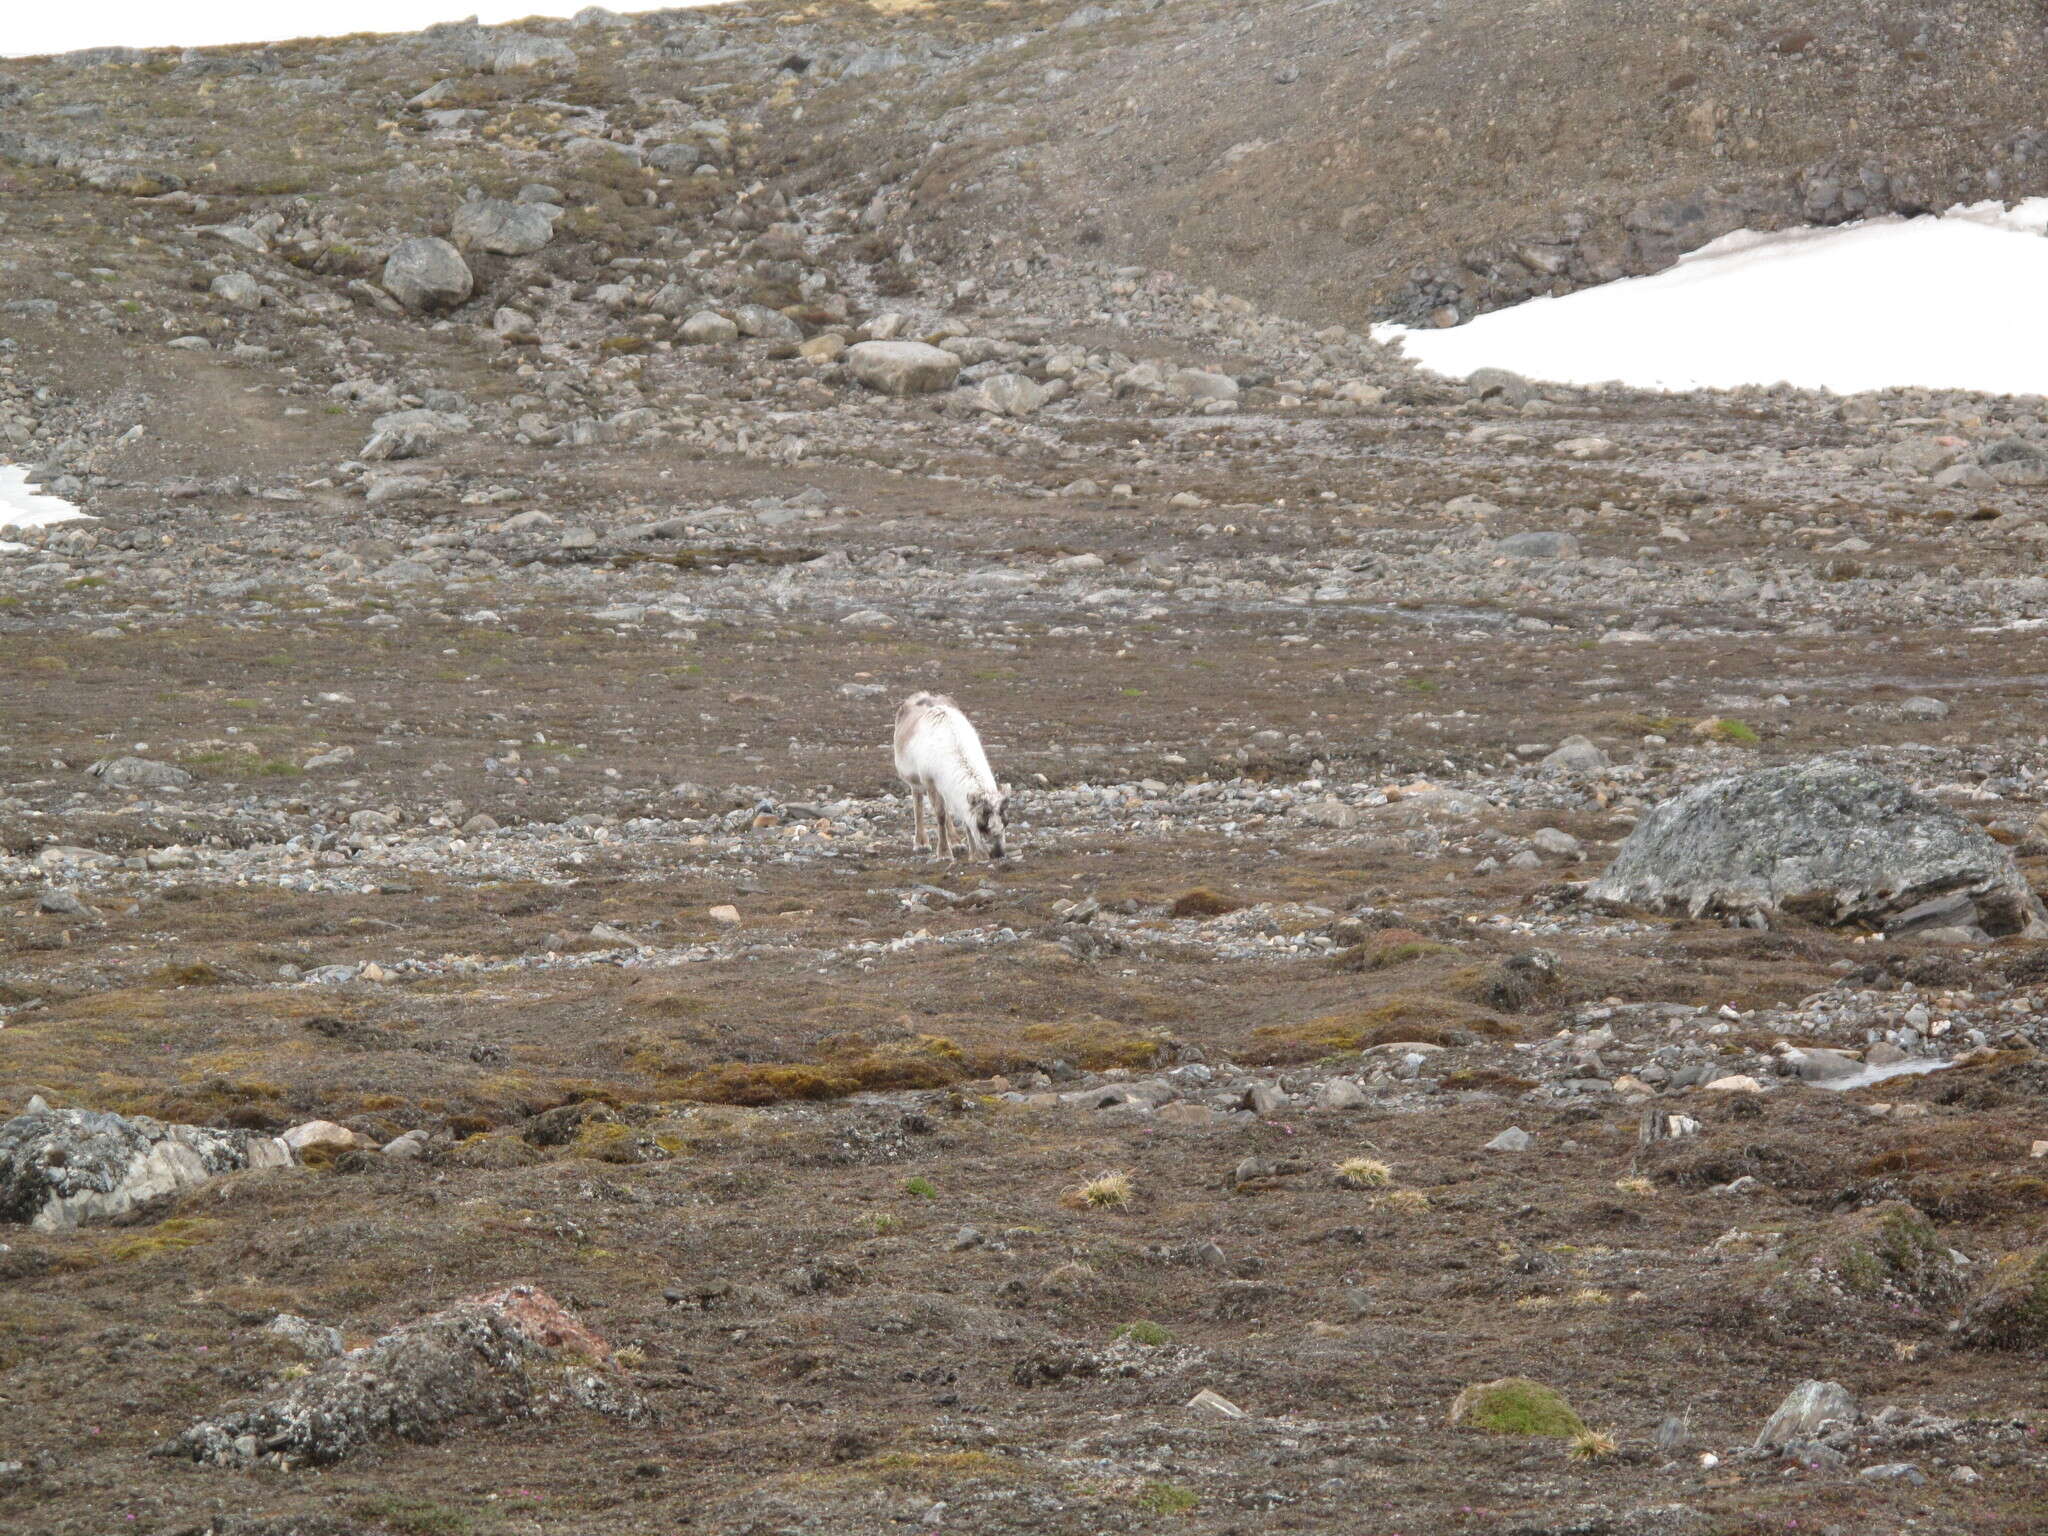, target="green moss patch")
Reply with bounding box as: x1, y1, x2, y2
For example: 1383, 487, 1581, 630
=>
1447, 1377, 1587, 1438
